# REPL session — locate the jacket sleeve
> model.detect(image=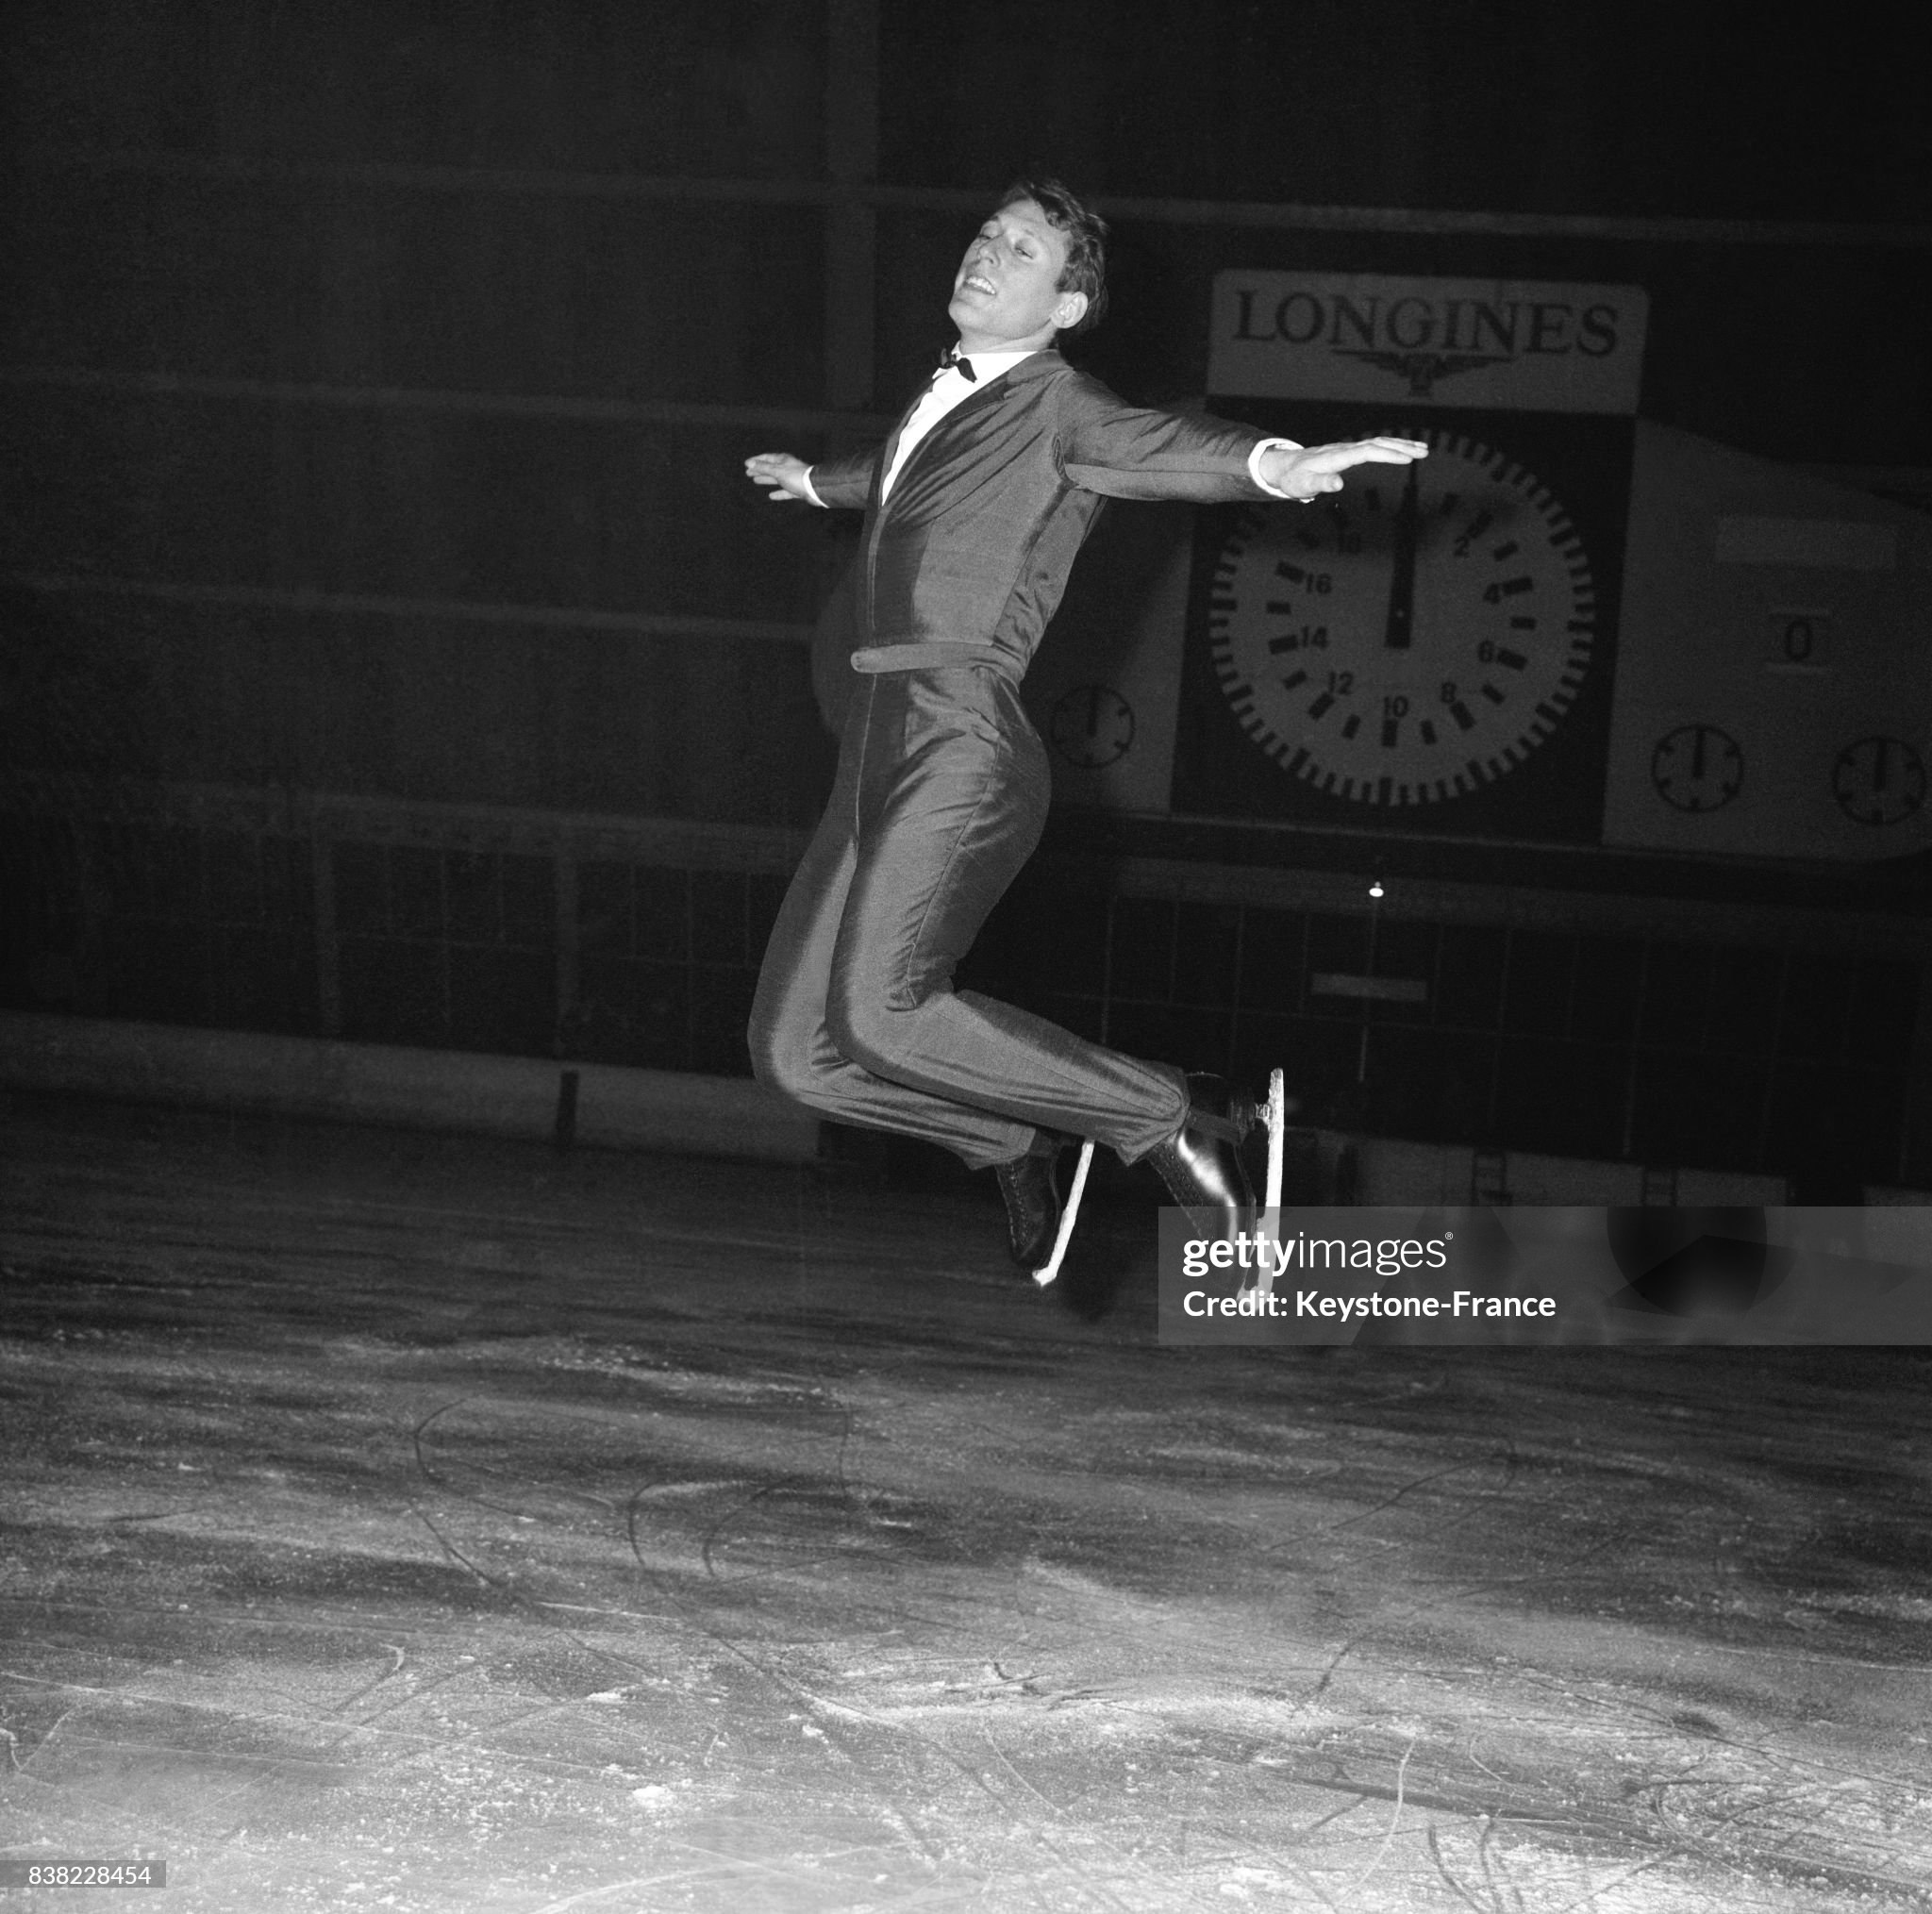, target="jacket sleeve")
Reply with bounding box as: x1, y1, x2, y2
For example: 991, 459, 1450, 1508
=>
806, 444, 883, 511
1056, 373, 1272, 503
